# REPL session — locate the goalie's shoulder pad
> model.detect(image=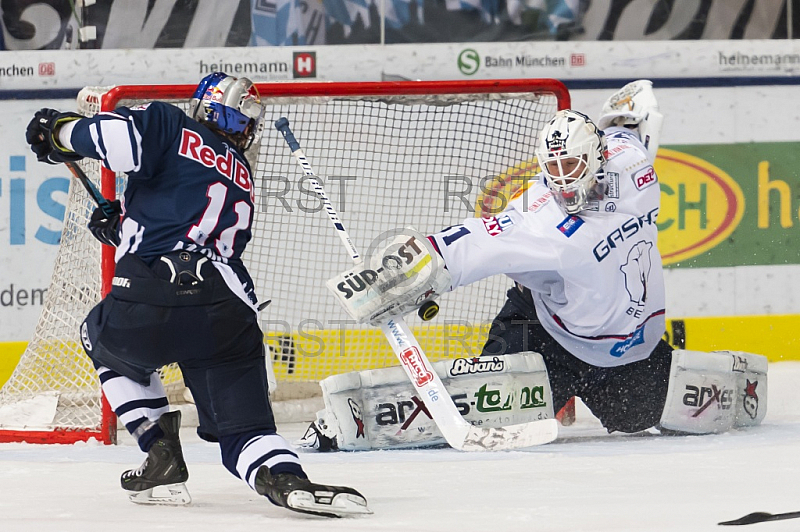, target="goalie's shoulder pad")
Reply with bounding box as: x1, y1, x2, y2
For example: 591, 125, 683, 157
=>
326, 228, 451, 324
